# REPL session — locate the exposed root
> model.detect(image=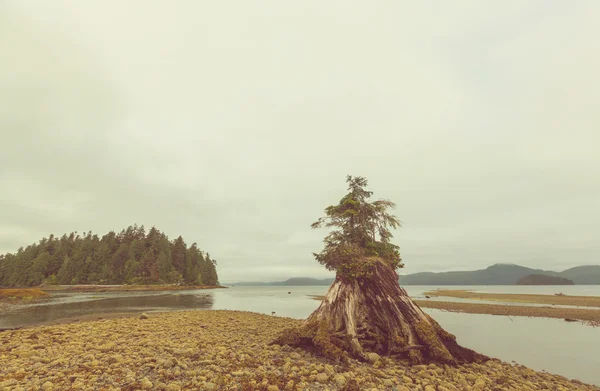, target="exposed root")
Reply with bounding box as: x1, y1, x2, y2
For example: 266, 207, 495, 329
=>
271, 258, 488, 365
271, 320, 351, 362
